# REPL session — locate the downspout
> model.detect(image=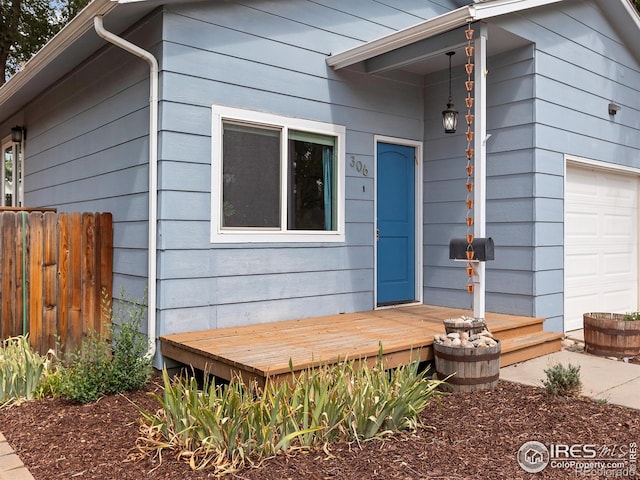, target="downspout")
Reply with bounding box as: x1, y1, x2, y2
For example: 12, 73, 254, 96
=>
473, 23, 488, 320
93, 15, 158, 359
